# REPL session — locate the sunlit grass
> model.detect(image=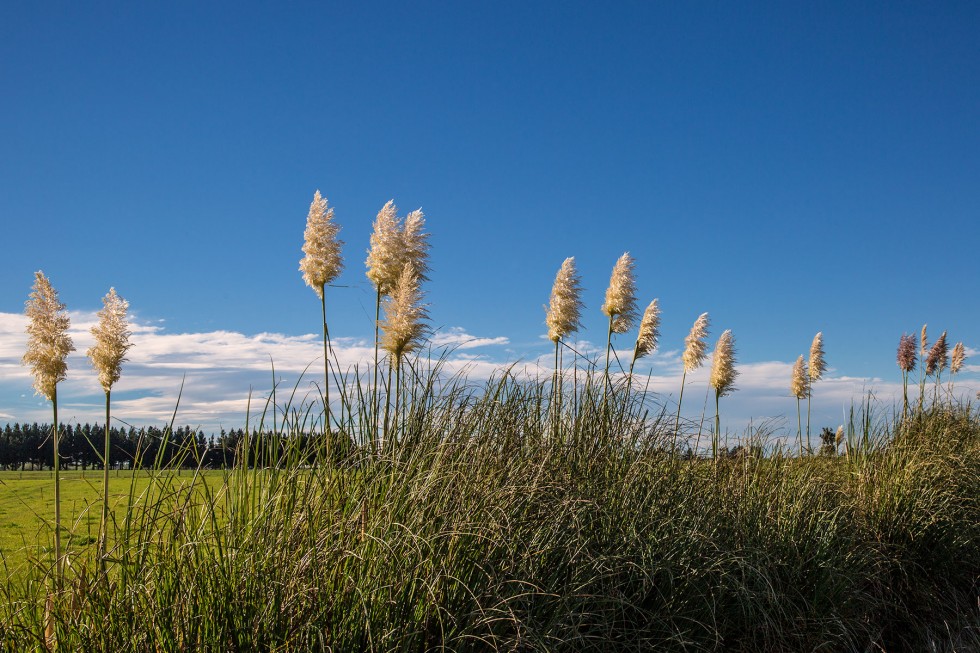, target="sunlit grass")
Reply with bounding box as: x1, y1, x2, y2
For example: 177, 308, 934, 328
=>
1, 367, 977, 651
